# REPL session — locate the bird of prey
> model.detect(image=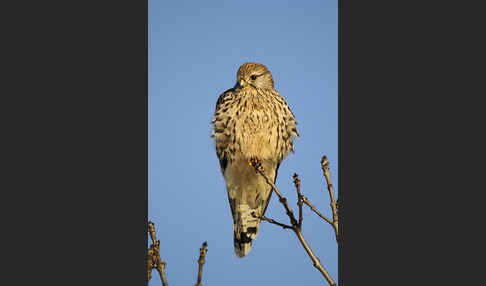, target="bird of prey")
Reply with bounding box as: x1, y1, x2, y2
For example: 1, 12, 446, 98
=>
211, 62, 299, 257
